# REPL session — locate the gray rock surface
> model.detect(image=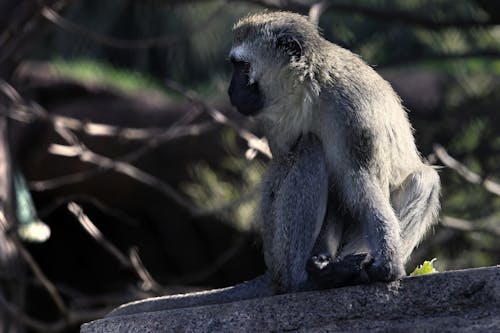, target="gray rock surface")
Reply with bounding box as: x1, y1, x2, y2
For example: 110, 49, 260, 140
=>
82, 266, 500, 332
